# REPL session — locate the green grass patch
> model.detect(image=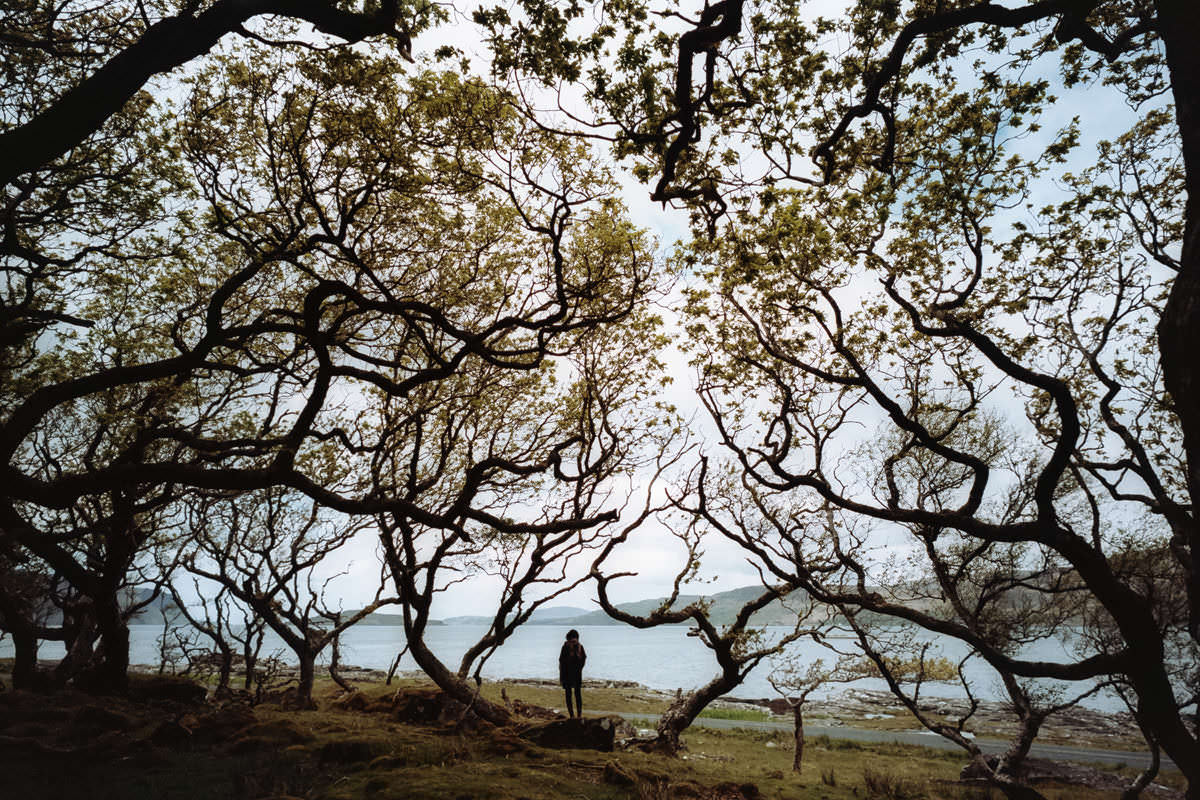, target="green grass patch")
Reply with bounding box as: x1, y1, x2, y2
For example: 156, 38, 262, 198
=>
697, 706, 772, 723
